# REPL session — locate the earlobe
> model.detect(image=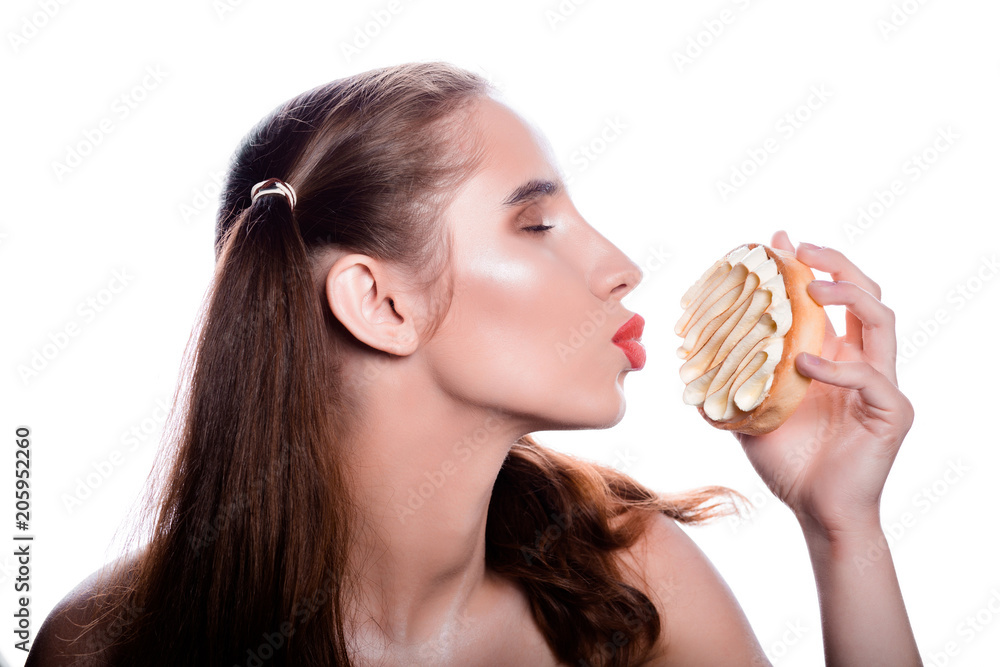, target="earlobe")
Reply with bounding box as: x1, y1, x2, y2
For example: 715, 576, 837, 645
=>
324, 254, 420, 356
